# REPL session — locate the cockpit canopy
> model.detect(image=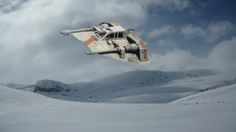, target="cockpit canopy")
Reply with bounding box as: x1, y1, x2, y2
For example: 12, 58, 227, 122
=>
106, 32, 125, 39
93, 31, 126, 40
